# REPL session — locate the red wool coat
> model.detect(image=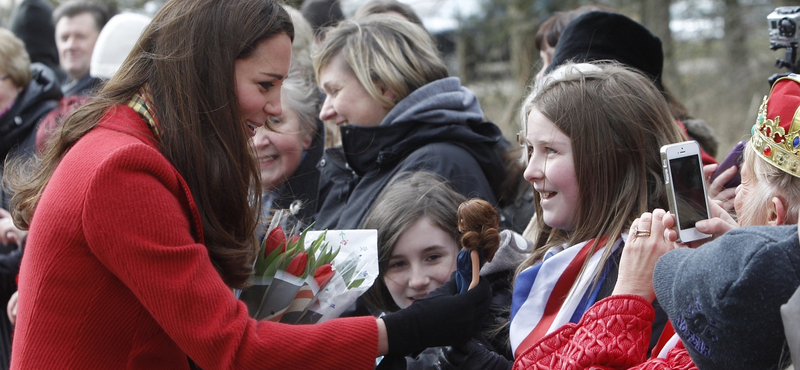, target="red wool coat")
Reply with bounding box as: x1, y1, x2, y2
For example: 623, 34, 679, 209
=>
11, 106, 378, 369
513, 295, 697, 370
